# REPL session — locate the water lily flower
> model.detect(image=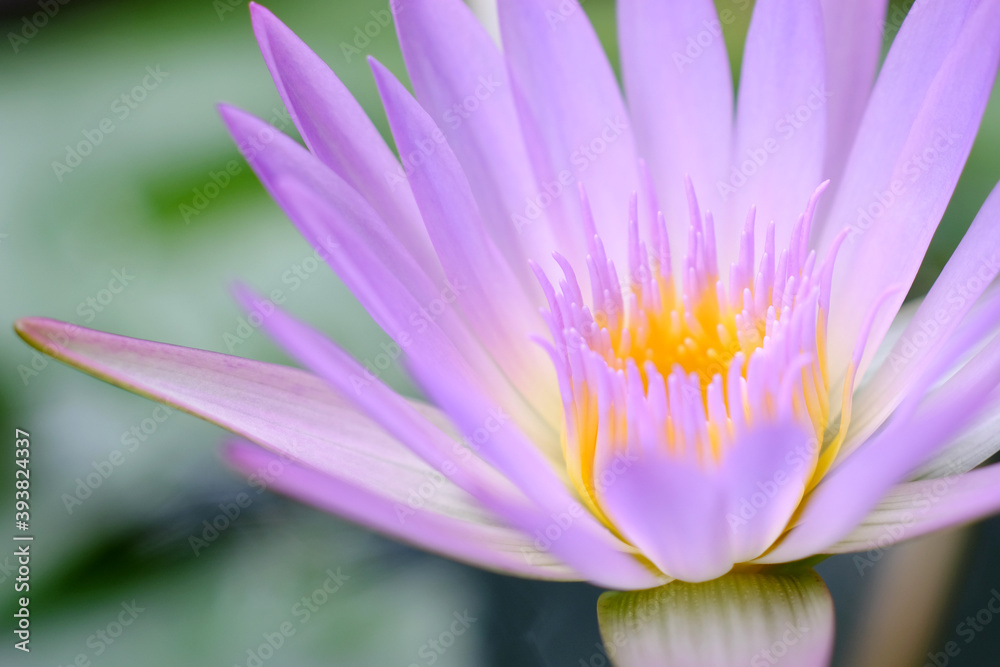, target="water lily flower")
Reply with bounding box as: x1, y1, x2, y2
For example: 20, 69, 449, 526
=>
17, 0, 1000, 664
